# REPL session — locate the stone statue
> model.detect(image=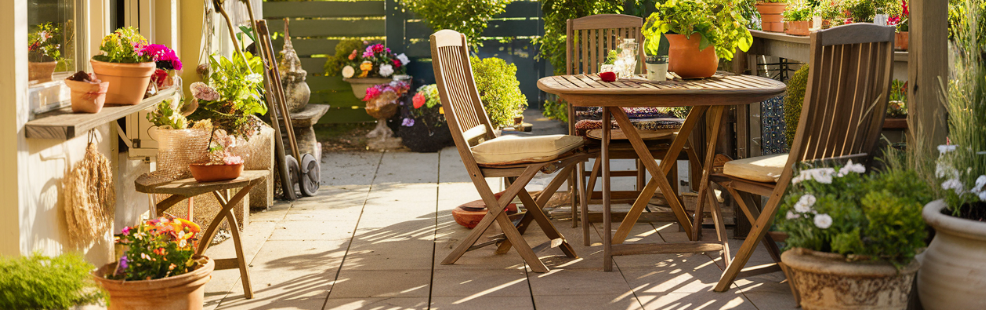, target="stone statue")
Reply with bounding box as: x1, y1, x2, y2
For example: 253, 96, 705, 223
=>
278, 19, 311, 113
